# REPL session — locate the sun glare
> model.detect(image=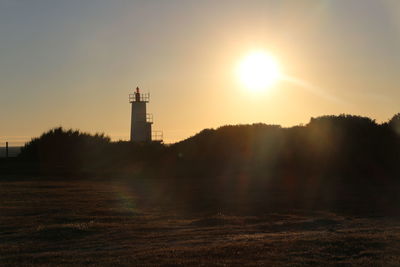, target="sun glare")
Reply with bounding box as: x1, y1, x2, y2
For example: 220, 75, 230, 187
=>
237, 51, 281, 92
